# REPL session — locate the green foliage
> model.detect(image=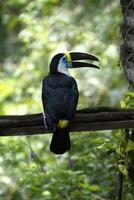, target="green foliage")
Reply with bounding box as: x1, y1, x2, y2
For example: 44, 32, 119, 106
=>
104, 92, 134, 199
0, 0, 133, 199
